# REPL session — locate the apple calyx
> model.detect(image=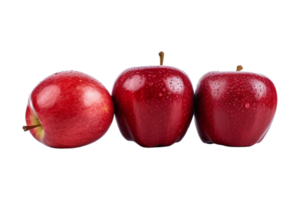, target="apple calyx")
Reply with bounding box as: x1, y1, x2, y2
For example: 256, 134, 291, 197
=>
159, 51, 164, 65
236, 65, 243, 71
23, 124, 41, 132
